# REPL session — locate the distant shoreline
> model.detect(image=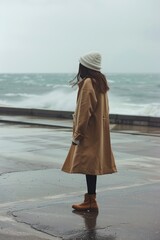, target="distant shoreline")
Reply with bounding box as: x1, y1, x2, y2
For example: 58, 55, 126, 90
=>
0, 106, 159, 128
